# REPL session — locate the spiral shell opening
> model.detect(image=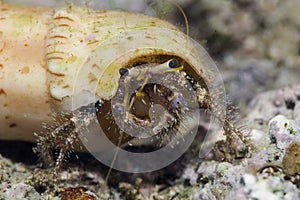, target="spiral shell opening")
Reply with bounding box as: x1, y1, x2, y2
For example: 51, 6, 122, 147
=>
95, 54, 209, 147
